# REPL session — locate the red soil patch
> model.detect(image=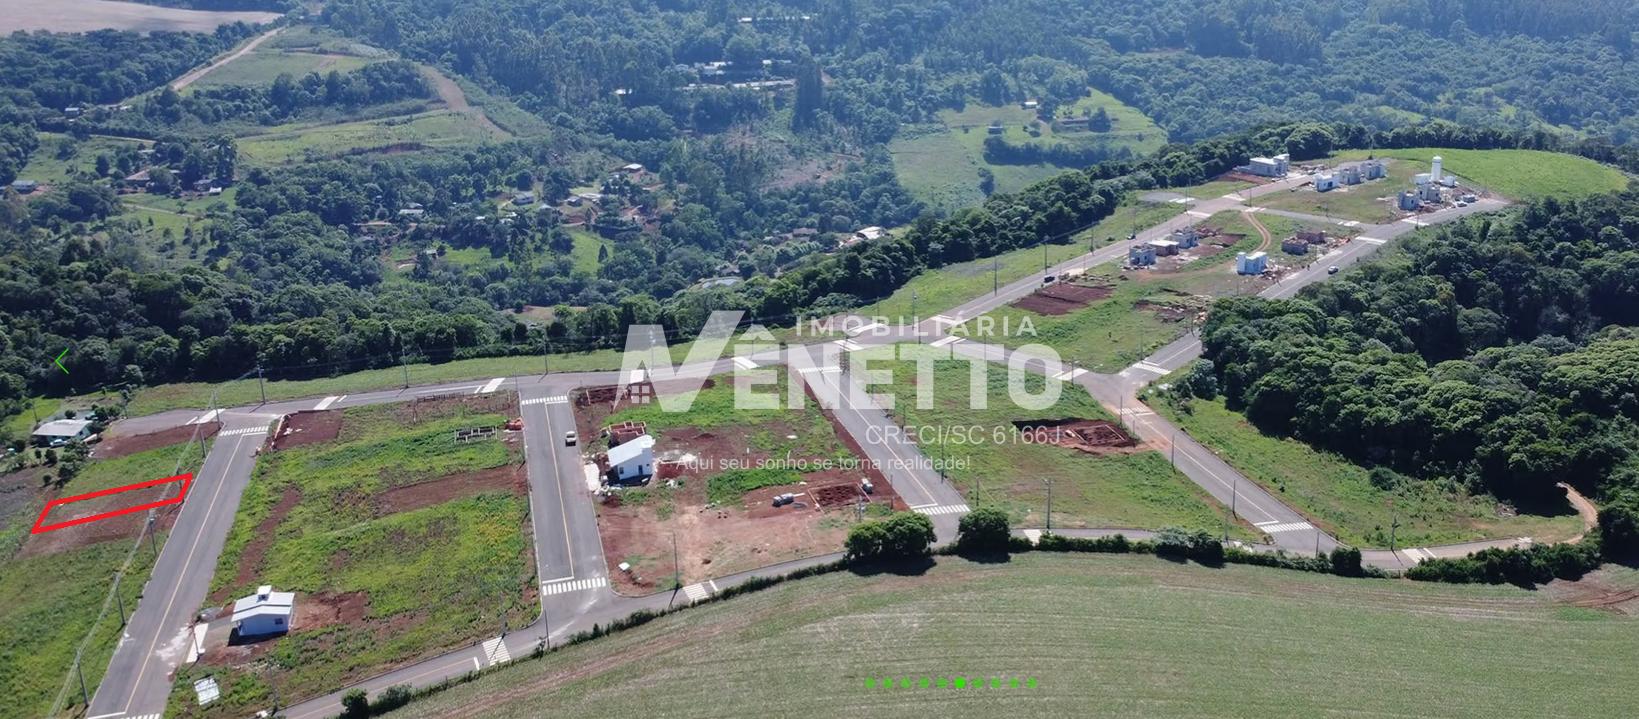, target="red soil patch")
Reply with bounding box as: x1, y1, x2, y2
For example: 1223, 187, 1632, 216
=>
377, 464, 526, 515
392, 393, 517, 425
1013, 418, 1139, 455
1011, 282, 1114, 315
211, 485, 302, 604
272, 409, 342, 450
94, 421, 219, 459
